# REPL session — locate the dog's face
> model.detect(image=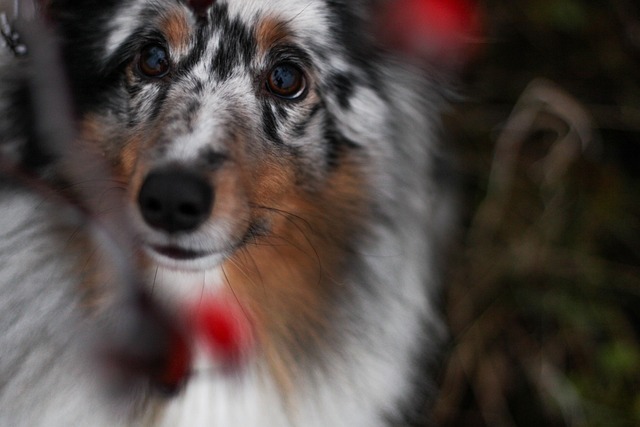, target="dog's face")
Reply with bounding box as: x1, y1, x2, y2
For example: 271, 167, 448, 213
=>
50, 0, 384, 274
